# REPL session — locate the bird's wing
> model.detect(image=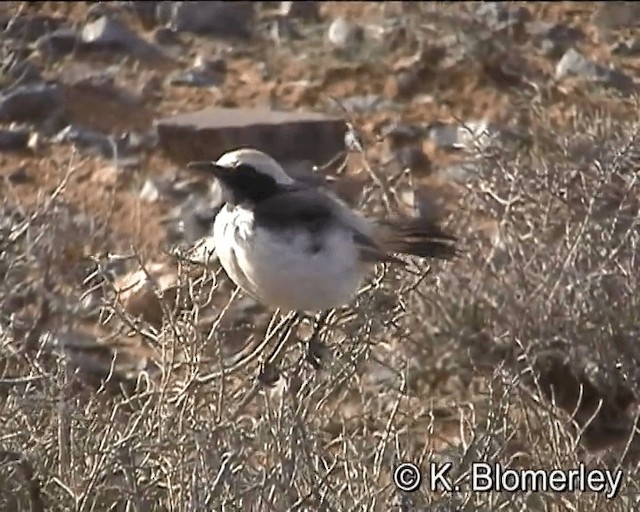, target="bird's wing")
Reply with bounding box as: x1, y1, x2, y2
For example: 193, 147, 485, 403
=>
375, 217, 458, 261
254, 186, 458, 263
252, 187, 335, 233
254, 188, 395, 262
